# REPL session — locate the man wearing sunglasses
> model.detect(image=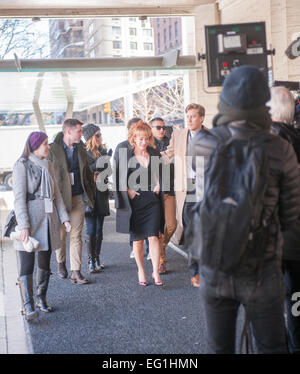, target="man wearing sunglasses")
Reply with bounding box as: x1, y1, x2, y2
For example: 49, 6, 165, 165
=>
150, 117, 177, 274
